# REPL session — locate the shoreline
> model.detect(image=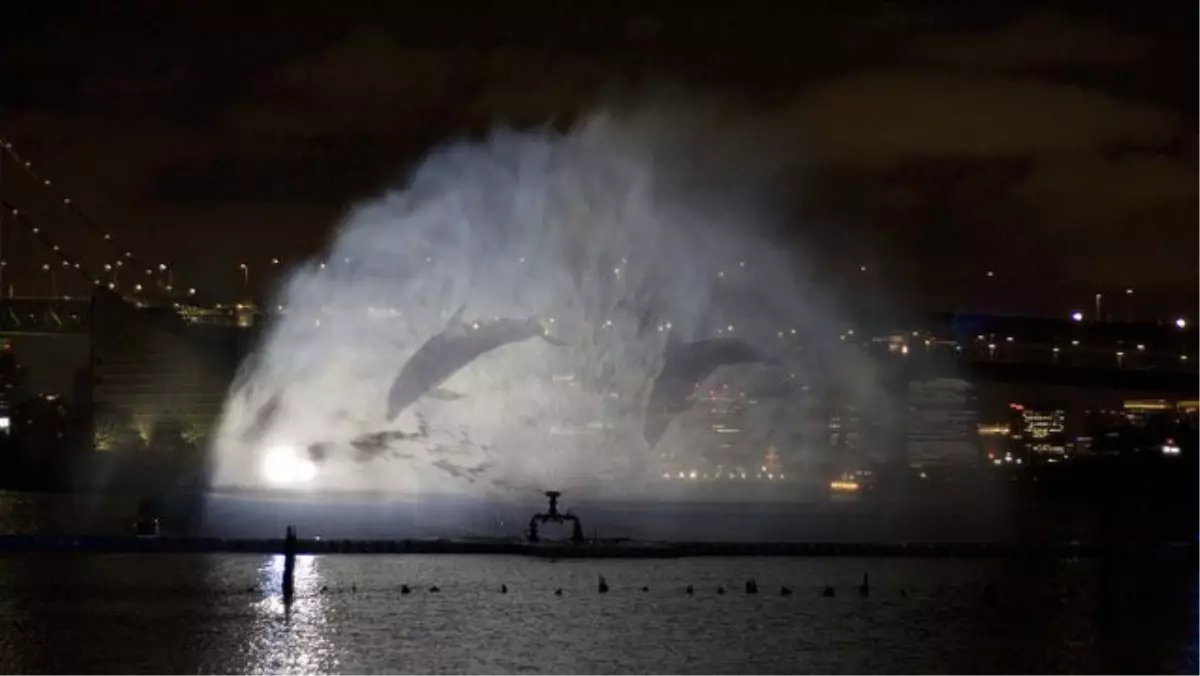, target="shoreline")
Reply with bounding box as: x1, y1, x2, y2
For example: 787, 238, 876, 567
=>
0, 534, 1194, 559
